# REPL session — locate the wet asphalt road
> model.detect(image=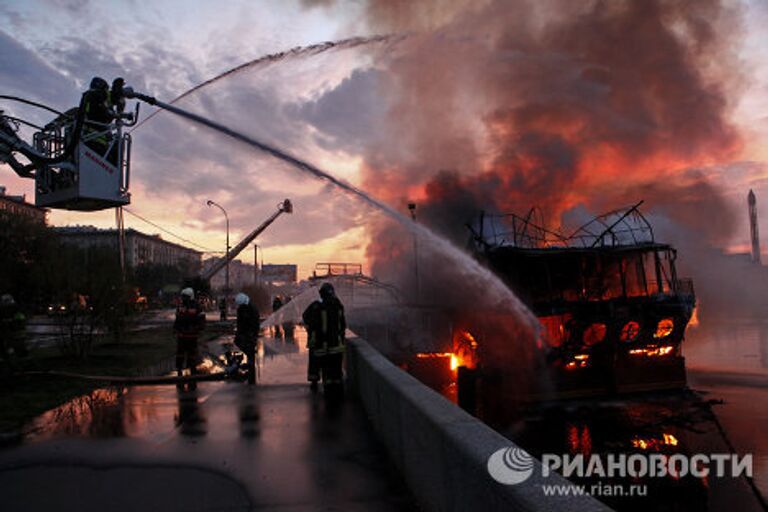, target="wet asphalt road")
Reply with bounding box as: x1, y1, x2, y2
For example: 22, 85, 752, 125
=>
0, 334, 415, 512
5, 314, 768, 511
